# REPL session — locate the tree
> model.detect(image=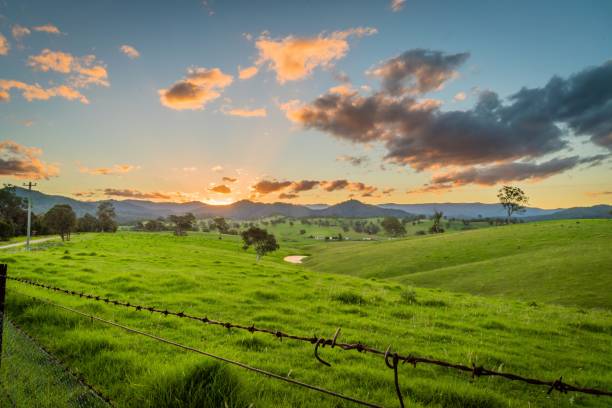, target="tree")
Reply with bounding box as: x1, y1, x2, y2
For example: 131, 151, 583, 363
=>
0, 219, 15, 241
241, 226, 279, 261
381, 217, 406, 237
497, 186, 528, 224
97, 201, 117, 232
44, 204, 76, 241
168, 213, 195, 236
429, 210, 444, 234
0, 186, 28, 237
213, 217, 230, 235
77, 213, 99, 232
